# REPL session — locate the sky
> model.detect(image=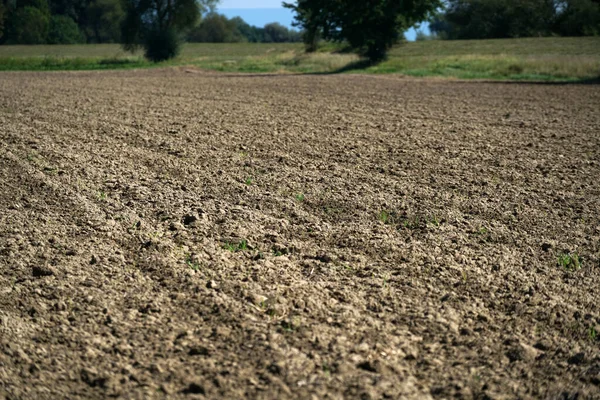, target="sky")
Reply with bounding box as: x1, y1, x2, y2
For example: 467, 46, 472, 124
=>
220, 0, 284, 7
216, 0, 426, 41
